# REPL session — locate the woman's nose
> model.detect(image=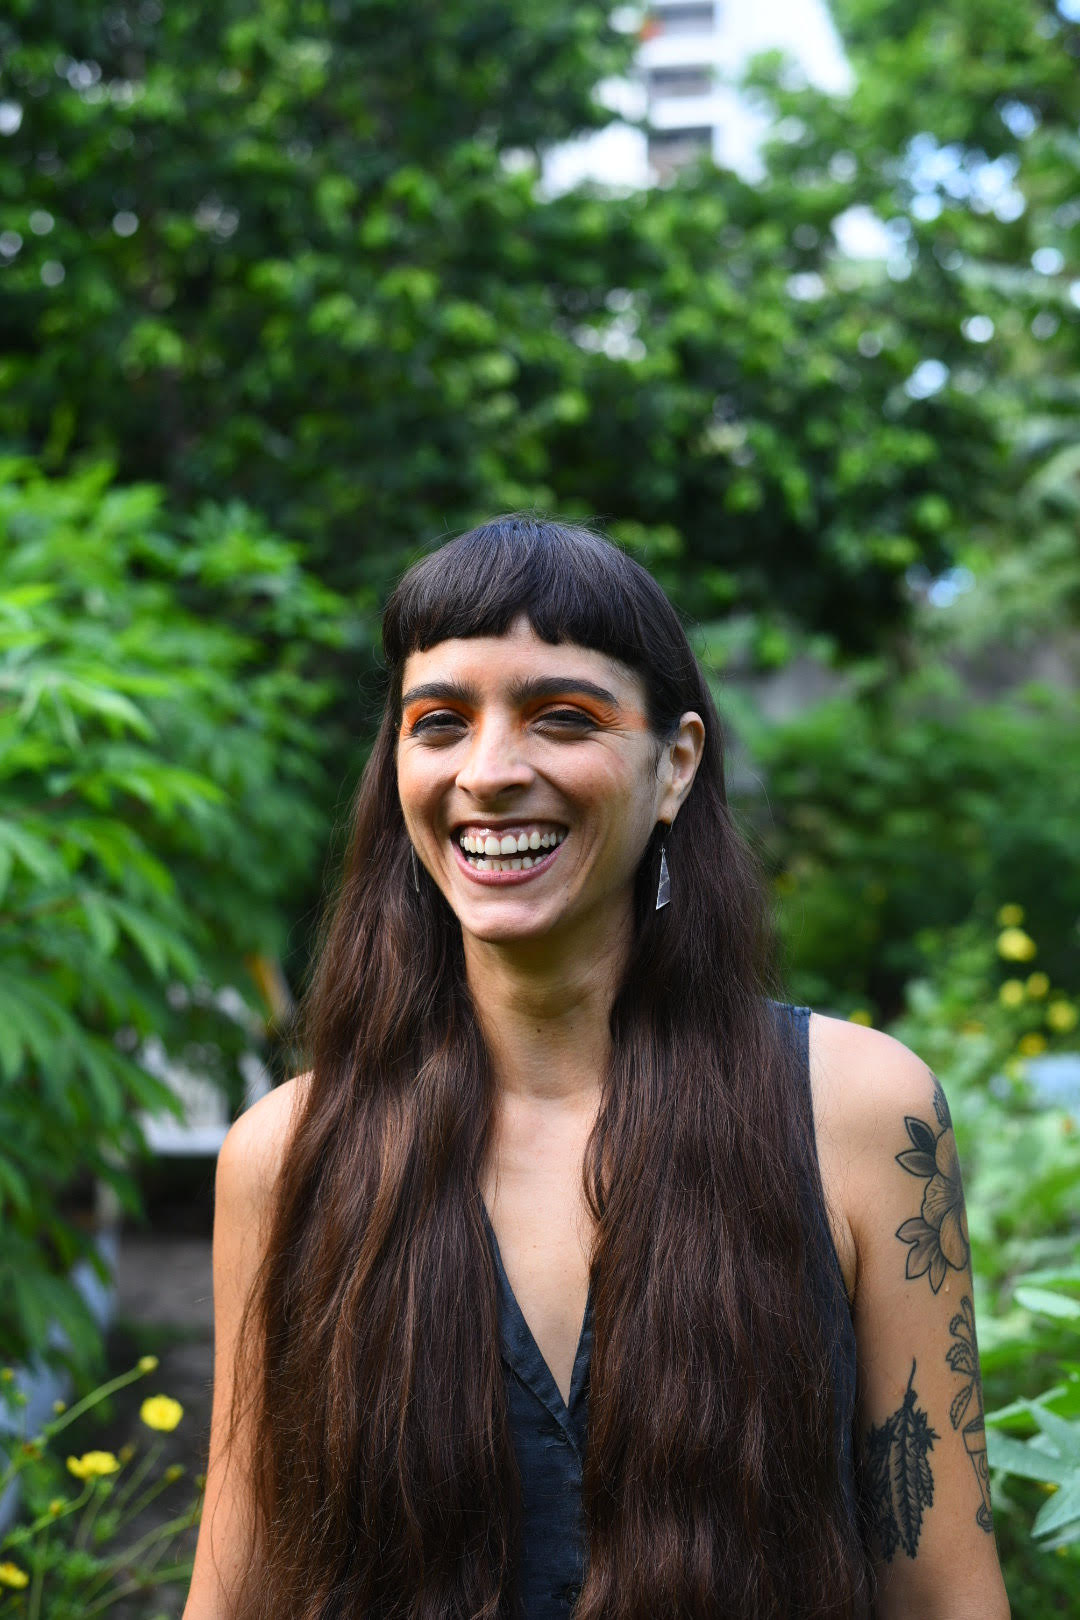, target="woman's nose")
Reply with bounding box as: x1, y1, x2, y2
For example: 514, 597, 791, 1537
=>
454, 713, 534, 800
